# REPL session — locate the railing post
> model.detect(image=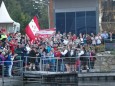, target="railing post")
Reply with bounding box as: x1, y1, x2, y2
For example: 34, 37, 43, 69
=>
89, 56, 91, 72
100, 56, 102, 72
19, 60, 21, 76
21, 60, 23, 77
40, 57, 42, 71
25, 56, 27, 71
79, 57, 81, 73
56, 58, 58, 72
62, 58, 64, 73
42, 58, 44, 71
2, 62, 4, 84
